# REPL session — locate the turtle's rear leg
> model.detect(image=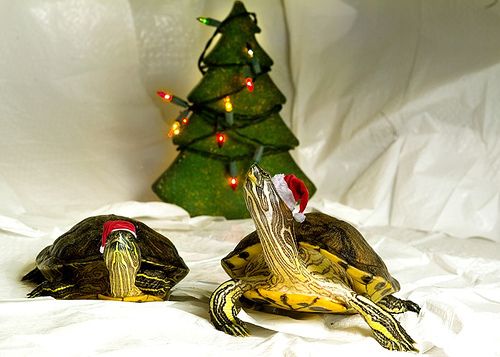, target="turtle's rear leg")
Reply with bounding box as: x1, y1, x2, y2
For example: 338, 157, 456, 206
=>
350, 294, 418, 352
209, 279, 249, 337
27, 281, 80, 299
24, 266, 82, 299
378, 295, 421, 314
